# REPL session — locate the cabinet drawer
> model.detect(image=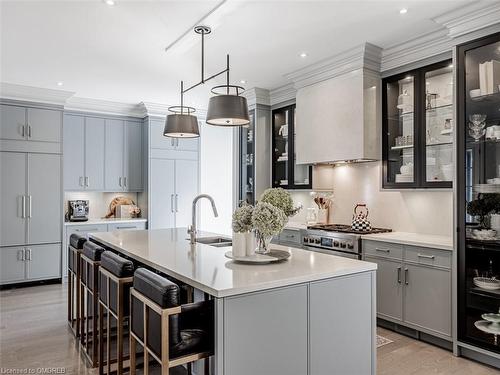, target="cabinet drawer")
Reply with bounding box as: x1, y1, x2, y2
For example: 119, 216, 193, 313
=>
362, 240, 403, 260
404, 245, 451, 269
279, 229, 301, 245
107, 222, 146, 231
66, 224, 108, 235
